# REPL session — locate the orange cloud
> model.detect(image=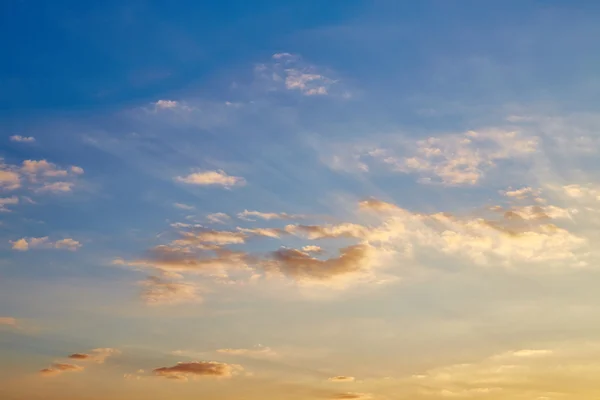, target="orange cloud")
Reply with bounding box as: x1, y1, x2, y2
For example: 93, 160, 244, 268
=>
40, 363, 84, 376
153, 361, 243, 381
